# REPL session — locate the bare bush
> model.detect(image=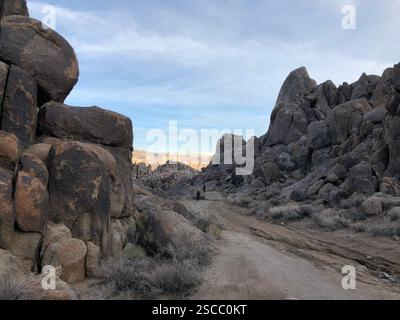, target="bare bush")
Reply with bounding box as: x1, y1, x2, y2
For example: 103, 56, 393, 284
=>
101, 232, 211, 298
189, 213, 224, 239
163, 232, 211, 267
165, 200, 224, 239
339, 208, 367, 223
366, 220, 400, 237
103, 257, 201, 298
387, 207, 400, 222
312, 209, 349, 231
262, 204, 314, 221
